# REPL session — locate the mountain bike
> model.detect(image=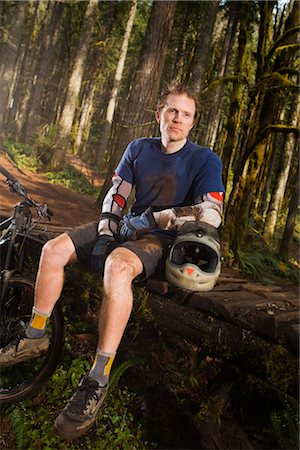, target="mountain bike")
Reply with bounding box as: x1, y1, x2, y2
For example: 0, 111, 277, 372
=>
0, 164, 64, 405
